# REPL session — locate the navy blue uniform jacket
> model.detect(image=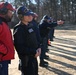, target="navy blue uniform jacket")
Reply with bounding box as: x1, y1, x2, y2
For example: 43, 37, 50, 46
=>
39, 21, 58, 38
13, 22, 41, 58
